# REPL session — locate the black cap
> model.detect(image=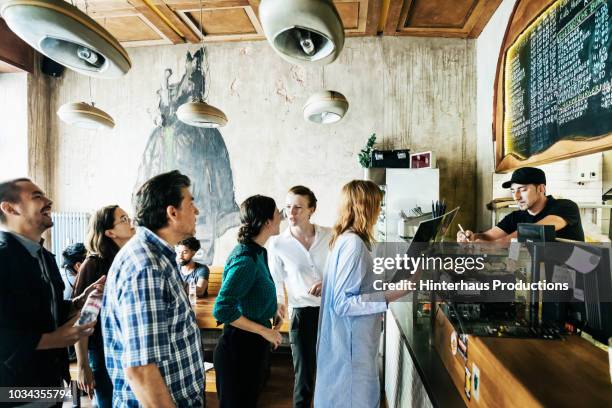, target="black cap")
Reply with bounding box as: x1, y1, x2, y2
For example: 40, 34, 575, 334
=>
501, 167, 546, 188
